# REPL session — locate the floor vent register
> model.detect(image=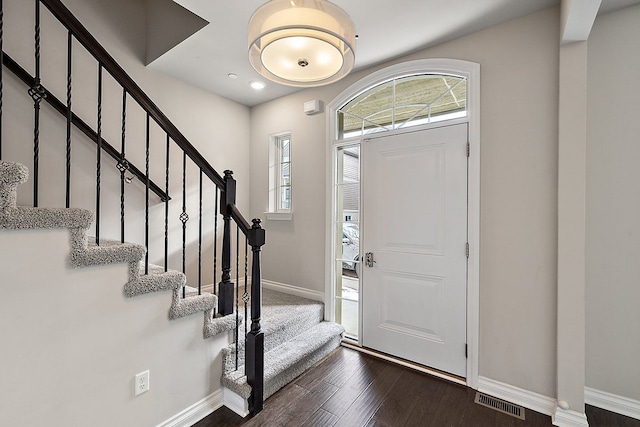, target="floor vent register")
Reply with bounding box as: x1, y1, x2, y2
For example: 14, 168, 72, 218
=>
474, 392, 526, 420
